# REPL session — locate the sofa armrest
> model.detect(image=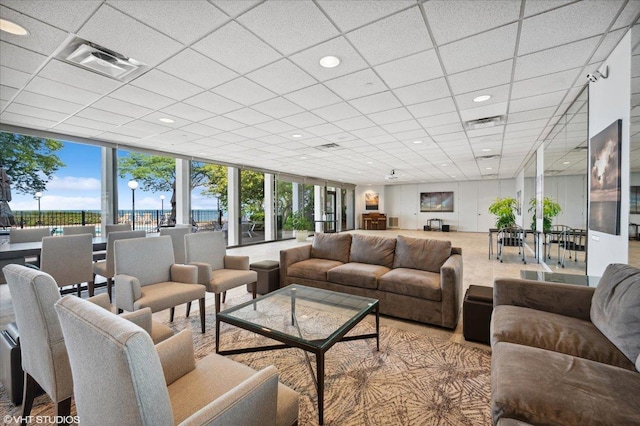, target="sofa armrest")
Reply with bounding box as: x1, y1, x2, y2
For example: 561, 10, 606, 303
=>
279, 244, 312, 287
120, 307, 153, 336
170, 264, 198, 284
440, 254, 463, 329
179, 365, 279, 426
493, 278, 595, 320
156, 329, 196, 386
224, 255, 249, 270
88, 293, 111, 311
189, 262, 212, 285
114, 273, 141, 312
